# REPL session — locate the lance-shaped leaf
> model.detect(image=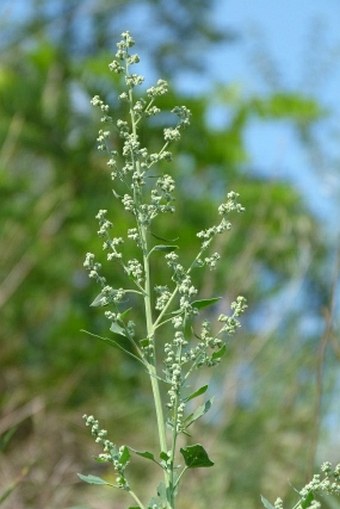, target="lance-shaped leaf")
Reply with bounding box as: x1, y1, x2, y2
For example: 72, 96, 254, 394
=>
151, 231, 179, 243
110, 322, 127, 337
191, 297, 221, 310
119, 445, 130, 465
180, 444, 214, 468
149, 244, 179, 256
120, 307, 133, 319
301, 492, 315, 509
260, 496, 275, 509
81, 330, 143, 365
211, 344, 226, 361
183, 384, 208, 403
77, 473, 113, 486
133, 450, 155, 461
183, 397, 214, 429
0, 482, 18, 504
90, 291, 109, 307
130, 448, 161, 467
